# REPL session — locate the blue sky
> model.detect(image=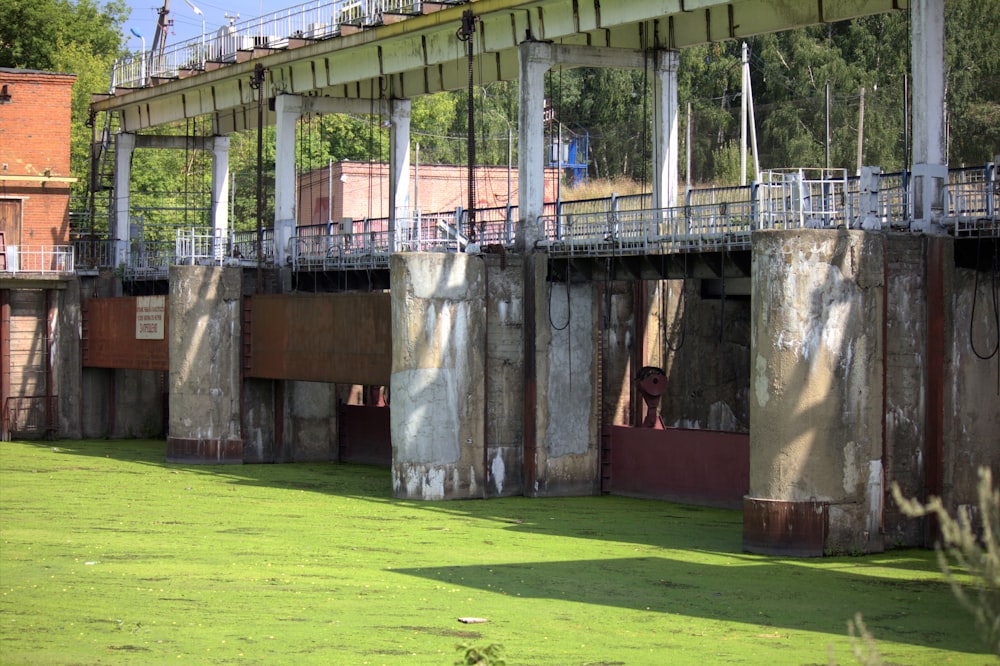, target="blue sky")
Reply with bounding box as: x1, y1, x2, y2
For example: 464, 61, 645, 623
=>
122, 0, 273, 50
